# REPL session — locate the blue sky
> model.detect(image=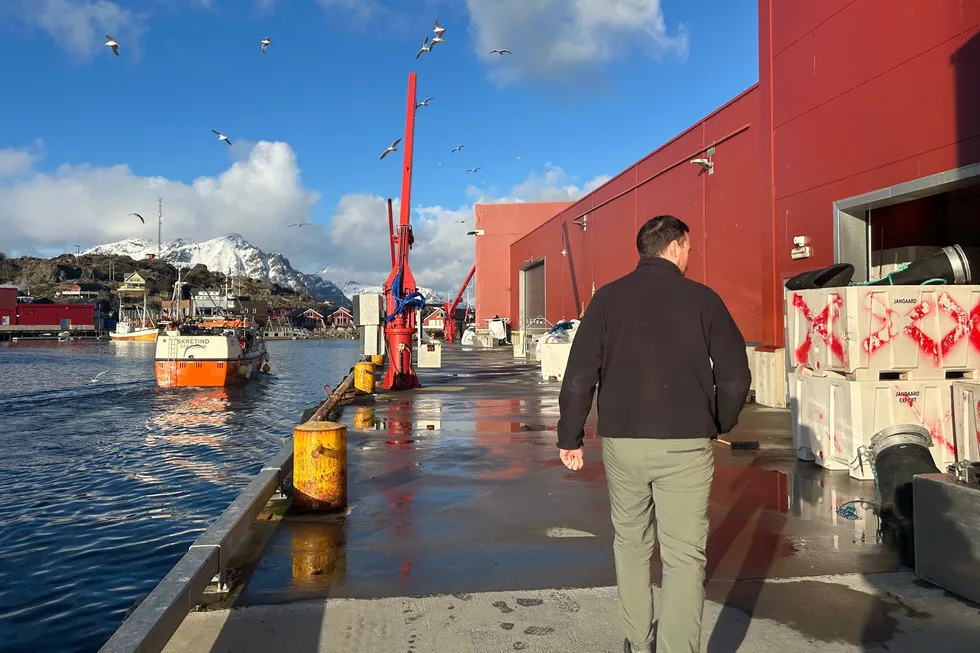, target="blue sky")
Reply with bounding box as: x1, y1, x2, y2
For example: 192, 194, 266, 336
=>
0, 0, 758, 287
